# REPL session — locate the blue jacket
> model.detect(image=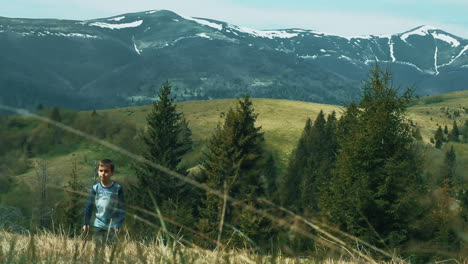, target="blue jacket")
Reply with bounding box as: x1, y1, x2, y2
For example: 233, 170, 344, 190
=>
83, 182, 125, 229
